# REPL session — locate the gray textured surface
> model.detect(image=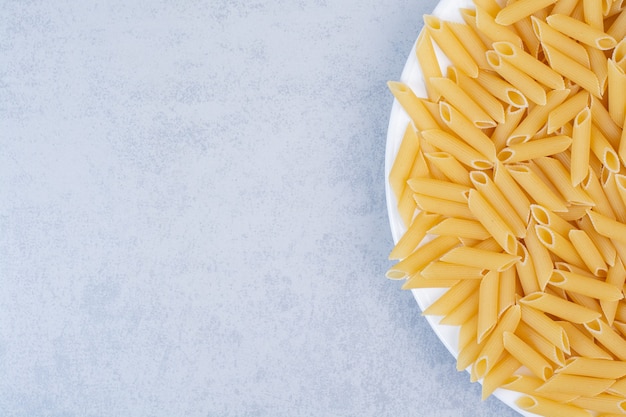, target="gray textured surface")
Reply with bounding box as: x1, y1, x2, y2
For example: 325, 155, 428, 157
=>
1, 1, 519, 416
